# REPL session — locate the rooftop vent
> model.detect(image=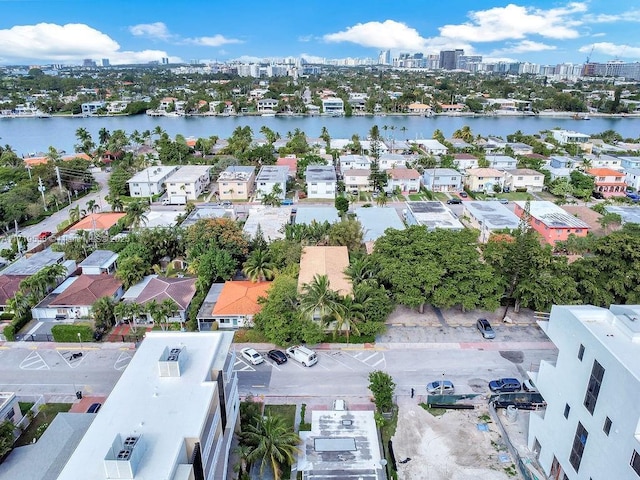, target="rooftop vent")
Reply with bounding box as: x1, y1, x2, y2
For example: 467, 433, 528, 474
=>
117, 450, 131, 460
104, 434, 145, 479
158, 346, 186, 377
